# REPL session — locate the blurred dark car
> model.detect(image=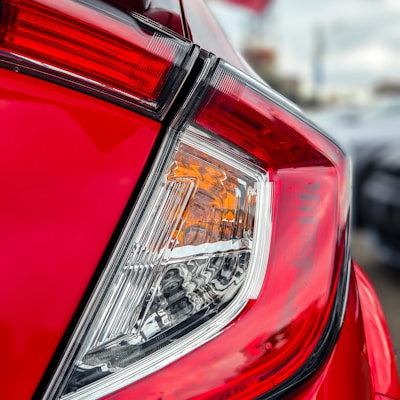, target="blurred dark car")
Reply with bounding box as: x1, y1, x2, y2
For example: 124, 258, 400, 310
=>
360, 143, 400, 267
